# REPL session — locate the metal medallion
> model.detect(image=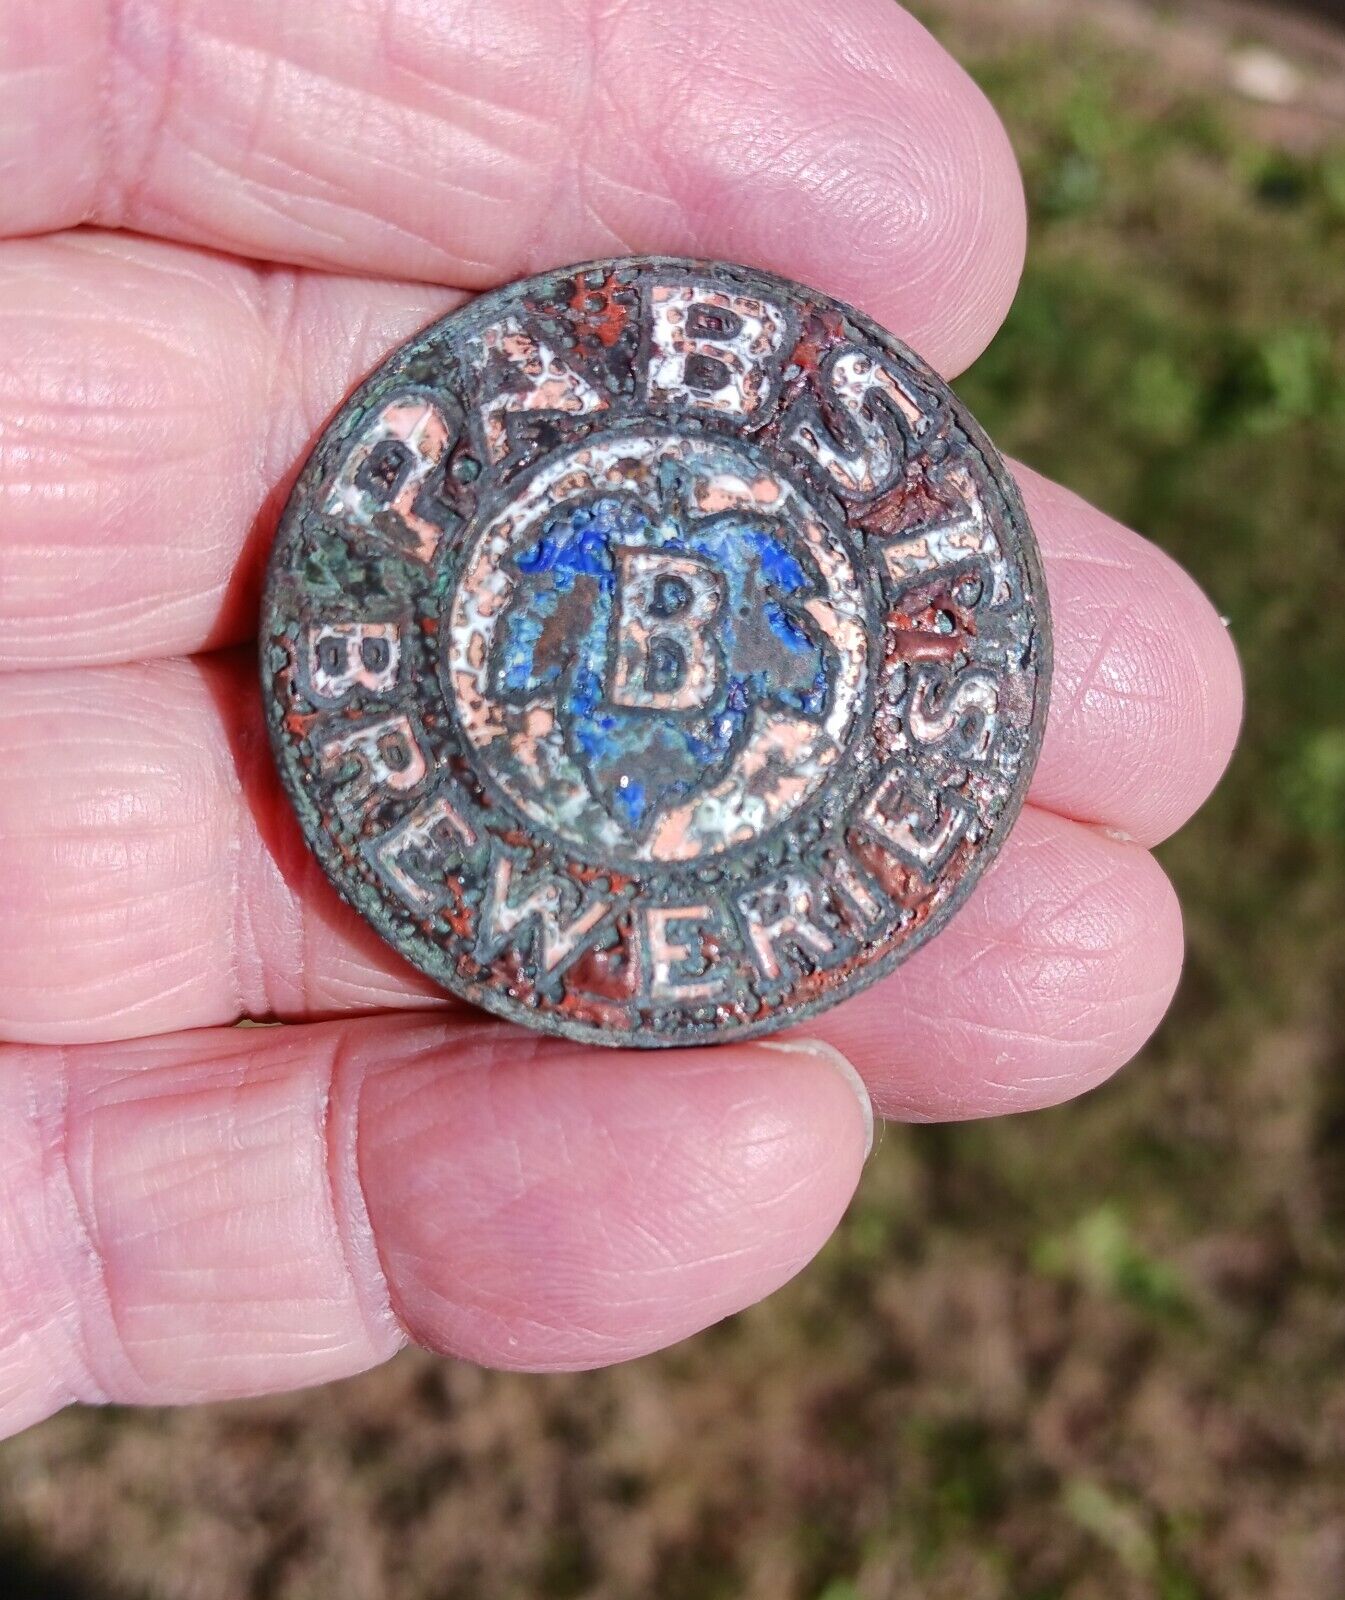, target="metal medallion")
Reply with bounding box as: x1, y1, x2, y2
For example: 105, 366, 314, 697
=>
261, 257, 1050, 1047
